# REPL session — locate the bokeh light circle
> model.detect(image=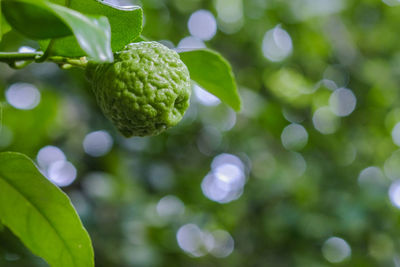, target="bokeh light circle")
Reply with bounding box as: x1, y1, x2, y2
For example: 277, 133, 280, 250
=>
262, 26, 293, 62
5, 83, 41, 110
329, 88, 356, 117
281, 123, 308, 151
83, 130, 113, 157
322, 237, 351, 263
188, 10, 217, 41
